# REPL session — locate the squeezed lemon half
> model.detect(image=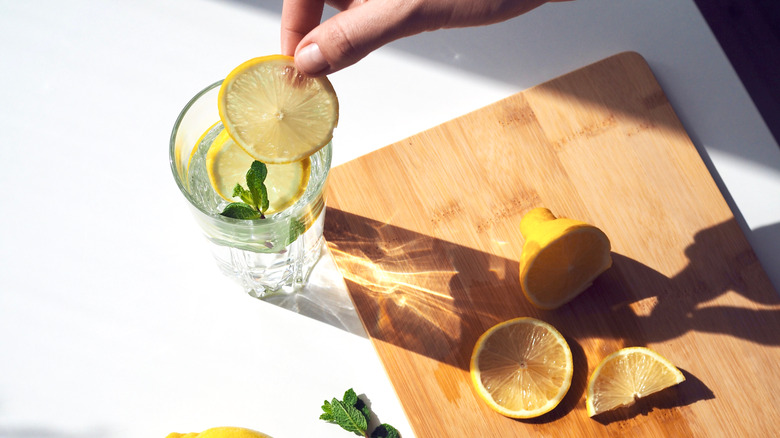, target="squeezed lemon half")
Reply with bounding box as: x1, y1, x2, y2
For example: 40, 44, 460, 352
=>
518, 208, 612, 309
